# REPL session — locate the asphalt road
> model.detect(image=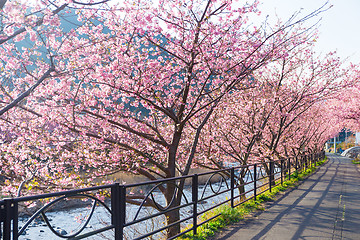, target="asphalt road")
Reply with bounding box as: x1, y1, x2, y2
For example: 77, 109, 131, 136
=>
212, 153, 360, 240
